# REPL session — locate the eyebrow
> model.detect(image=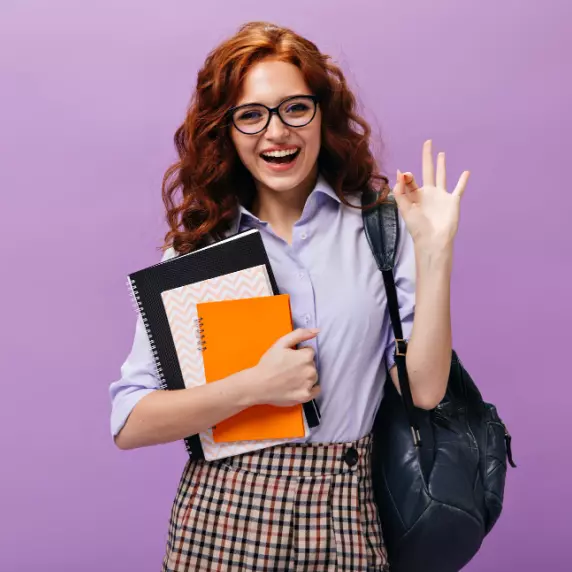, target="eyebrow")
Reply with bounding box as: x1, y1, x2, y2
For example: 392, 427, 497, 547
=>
233, 93, 312, 108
